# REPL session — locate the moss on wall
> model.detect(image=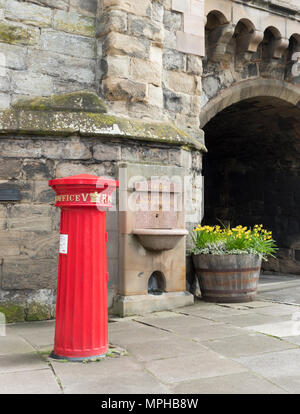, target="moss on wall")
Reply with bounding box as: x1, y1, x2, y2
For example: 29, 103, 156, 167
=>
0, 303, 55, 323
0, 116, 206, 150
26, 303, 55, 321
0, 304, 25, 323
0, 90, 206, 151
12, 91, 107, 113
0, 21, 38, 46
